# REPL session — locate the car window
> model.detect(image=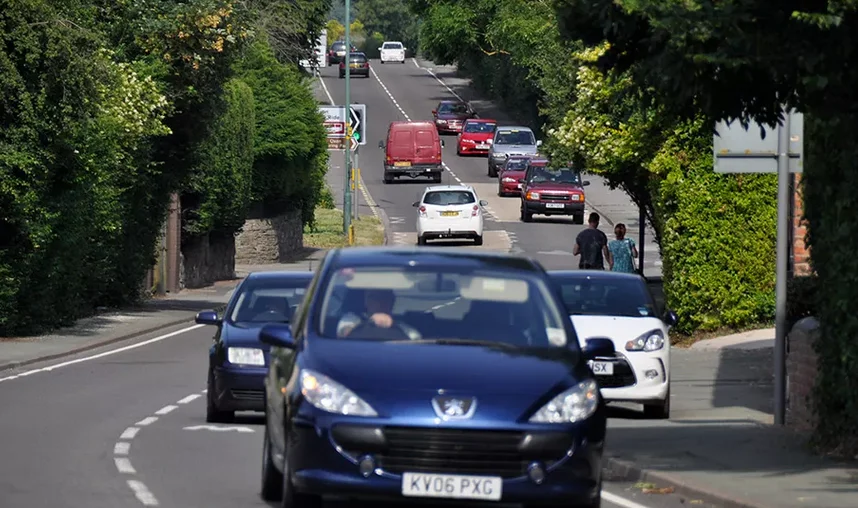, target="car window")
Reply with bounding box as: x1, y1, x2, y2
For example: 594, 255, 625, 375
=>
317, 266, 574, 349
332, 42, 345, 50
383, 42, 402, 49
229, 284, 309, 323
528, 166, 581, 184
423, 190, 476, 206
495, 130, 535, 145
415, 129, 435, 148
505, 159, 528, 171
438, 103, 469, 115
554, 277, 657, 317
350, 54, 367, 63
464, 122, 496, 133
